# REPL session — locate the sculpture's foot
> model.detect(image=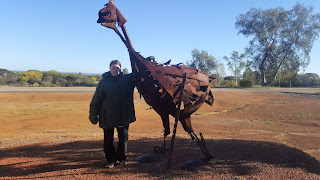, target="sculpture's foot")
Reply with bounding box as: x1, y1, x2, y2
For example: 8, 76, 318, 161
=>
153, 136, 168, 154
190, 131, 215, 161
202, 154, 215, 161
